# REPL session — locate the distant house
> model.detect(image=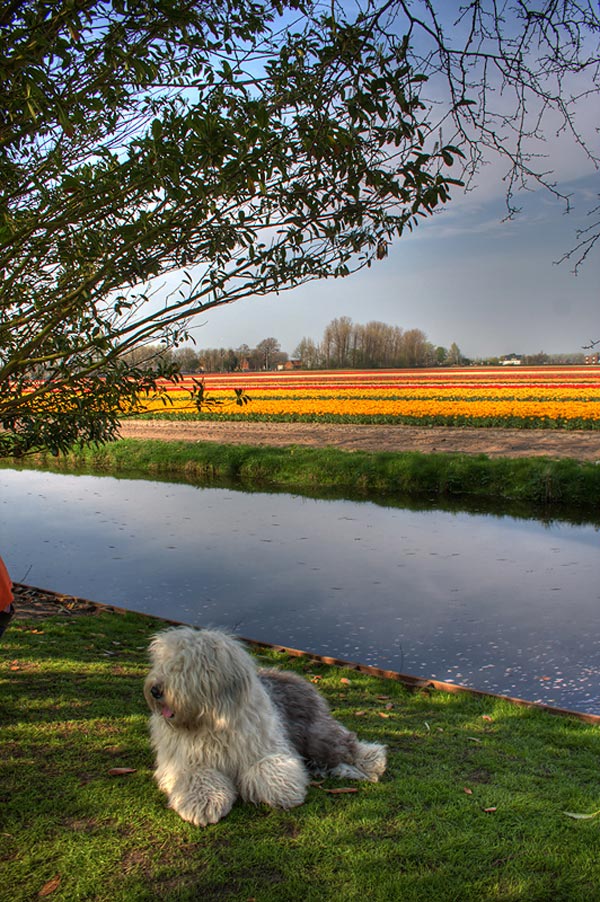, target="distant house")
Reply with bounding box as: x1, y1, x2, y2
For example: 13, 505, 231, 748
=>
277, 359, 302, 371
584, 353, 600, 365
501, 354, 522, 366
